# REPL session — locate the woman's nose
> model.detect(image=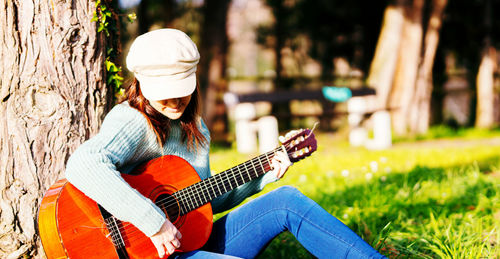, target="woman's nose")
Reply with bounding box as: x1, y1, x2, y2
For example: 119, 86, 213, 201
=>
168, 98, 180, 106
